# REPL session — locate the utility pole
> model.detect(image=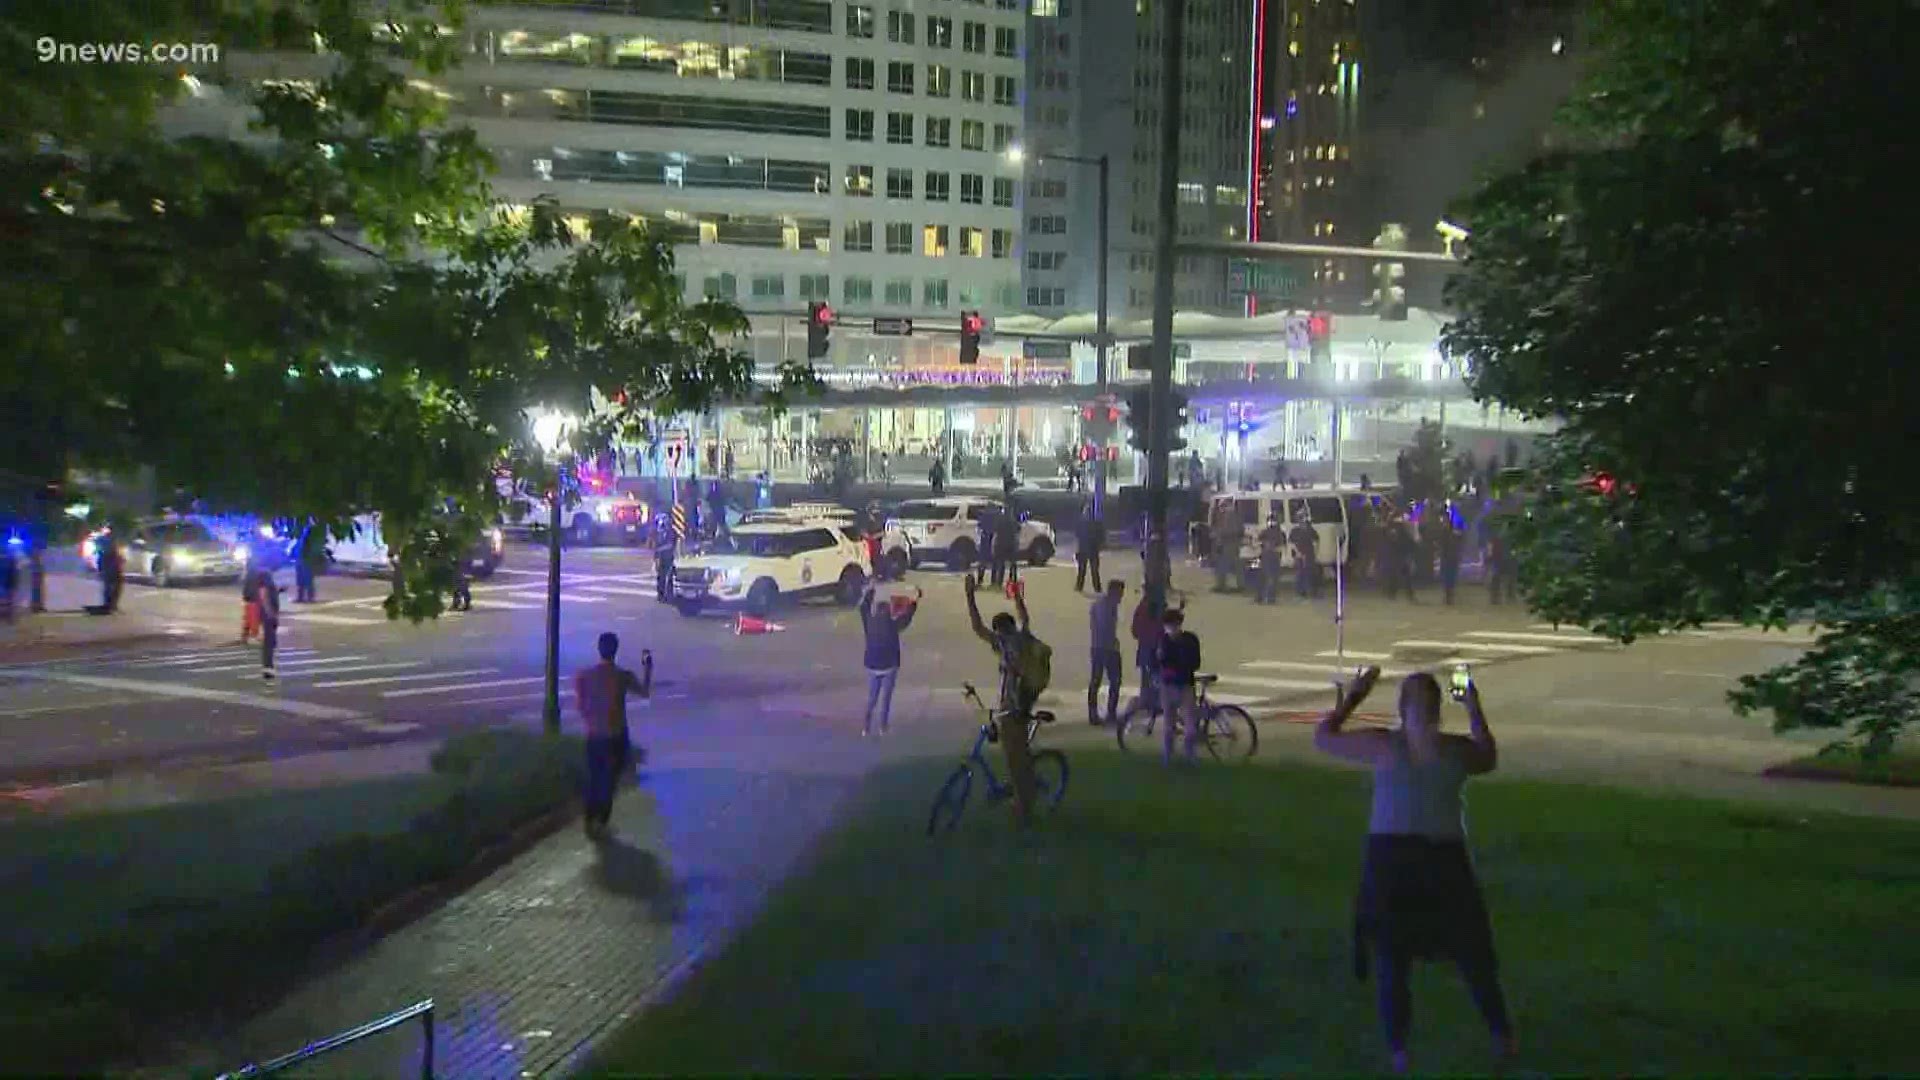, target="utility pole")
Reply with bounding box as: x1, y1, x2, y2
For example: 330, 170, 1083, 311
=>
1143, 0, 1186, 610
